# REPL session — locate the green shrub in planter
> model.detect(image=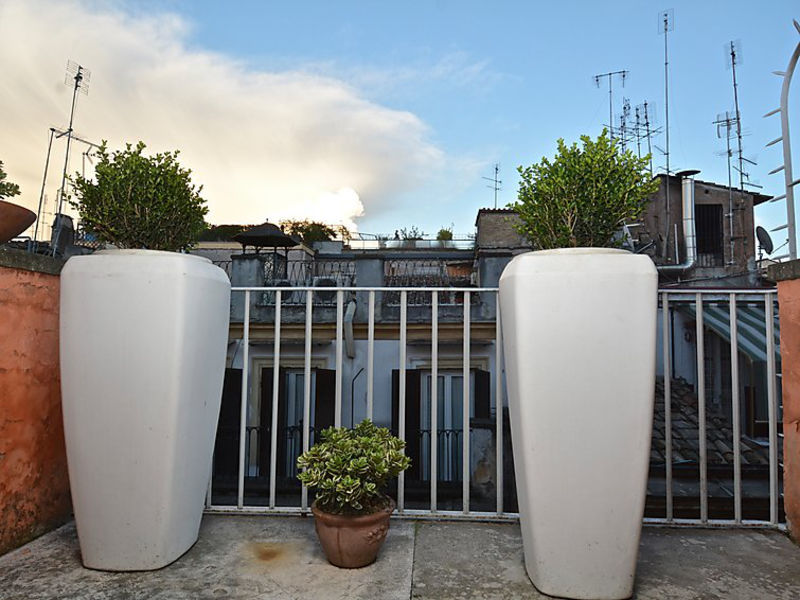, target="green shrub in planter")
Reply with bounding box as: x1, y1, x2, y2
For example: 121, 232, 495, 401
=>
297, 420, 411, 515
511, 129, 659, 250
70, 141, 208, 251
